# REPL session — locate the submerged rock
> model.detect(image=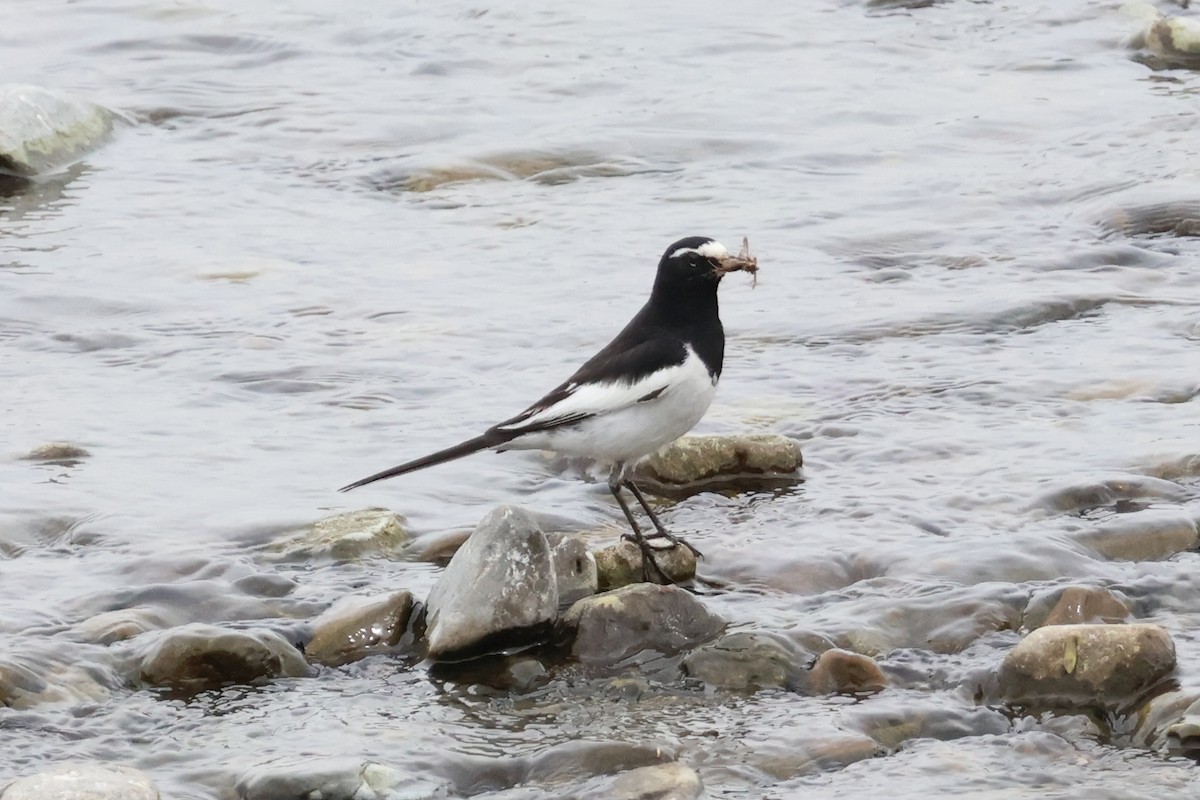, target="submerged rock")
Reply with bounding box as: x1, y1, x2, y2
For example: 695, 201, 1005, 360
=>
271, 508, 411, 562
682, 631, 811, 691
20, 442, 91, 463
1, 762, 159, 800
424, 505, 557, 661
137, 624, 313, 692
635, 434, 803, 495
75, 606, 176, 645
562, 584, 725, 664
1023, 585, 1132, 630
0, 85, 115, 177
594, 539, 697, 590
998, 623, 1176, 708
235, 758, 444, 800
305, 591, 416, 667
808, 648, 888, 695
1073, 512, 1198, 561
598, 762, 702, 800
